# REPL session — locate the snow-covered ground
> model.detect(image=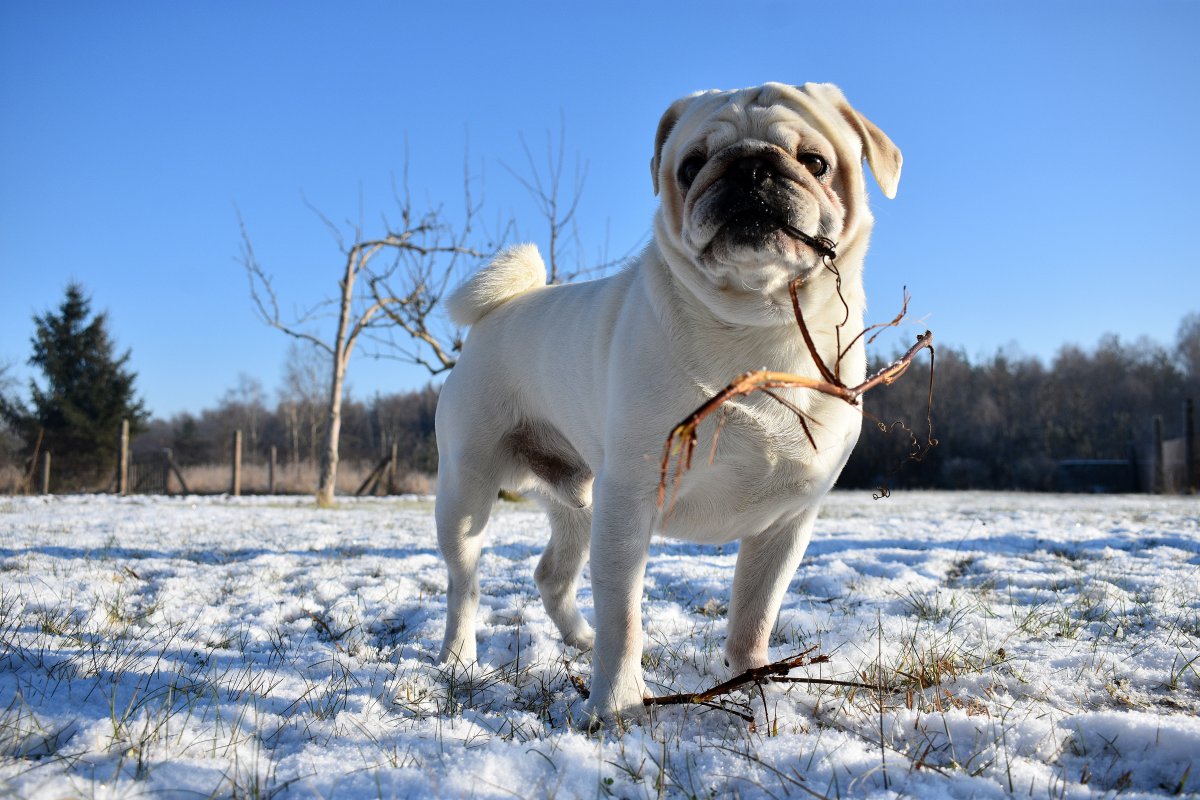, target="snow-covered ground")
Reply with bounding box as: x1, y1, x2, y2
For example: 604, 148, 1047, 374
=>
0, 491, 1197, 799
